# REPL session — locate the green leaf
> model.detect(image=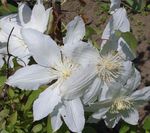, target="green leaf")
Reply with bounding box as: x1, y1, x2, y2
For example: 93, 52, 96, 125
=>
8, 111, 17, 125
0, 4, 17, 15
143, 116, 150, 130
119, 124, 130, 133
24, 88, 45, 111
47, 116, 53, 133
0, 109, 9, 121
1, 130, 9, 133
121, 32, 138, 56
83, 126, 97, 133
85, 26, 97, 39
8, 88, 15, 98
32, 124, 43, 133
